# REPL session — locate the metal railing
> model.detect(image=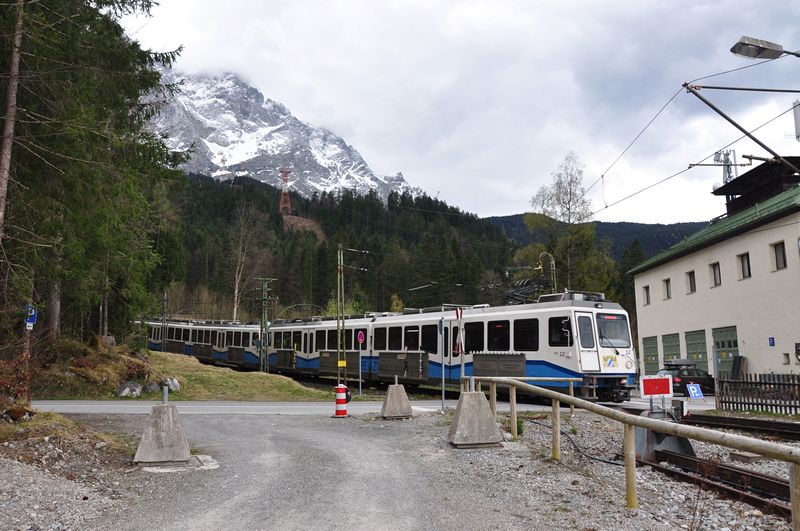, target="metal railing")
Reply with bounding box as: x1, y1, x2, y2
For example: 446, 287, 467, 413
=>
462, 376, 800, 528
